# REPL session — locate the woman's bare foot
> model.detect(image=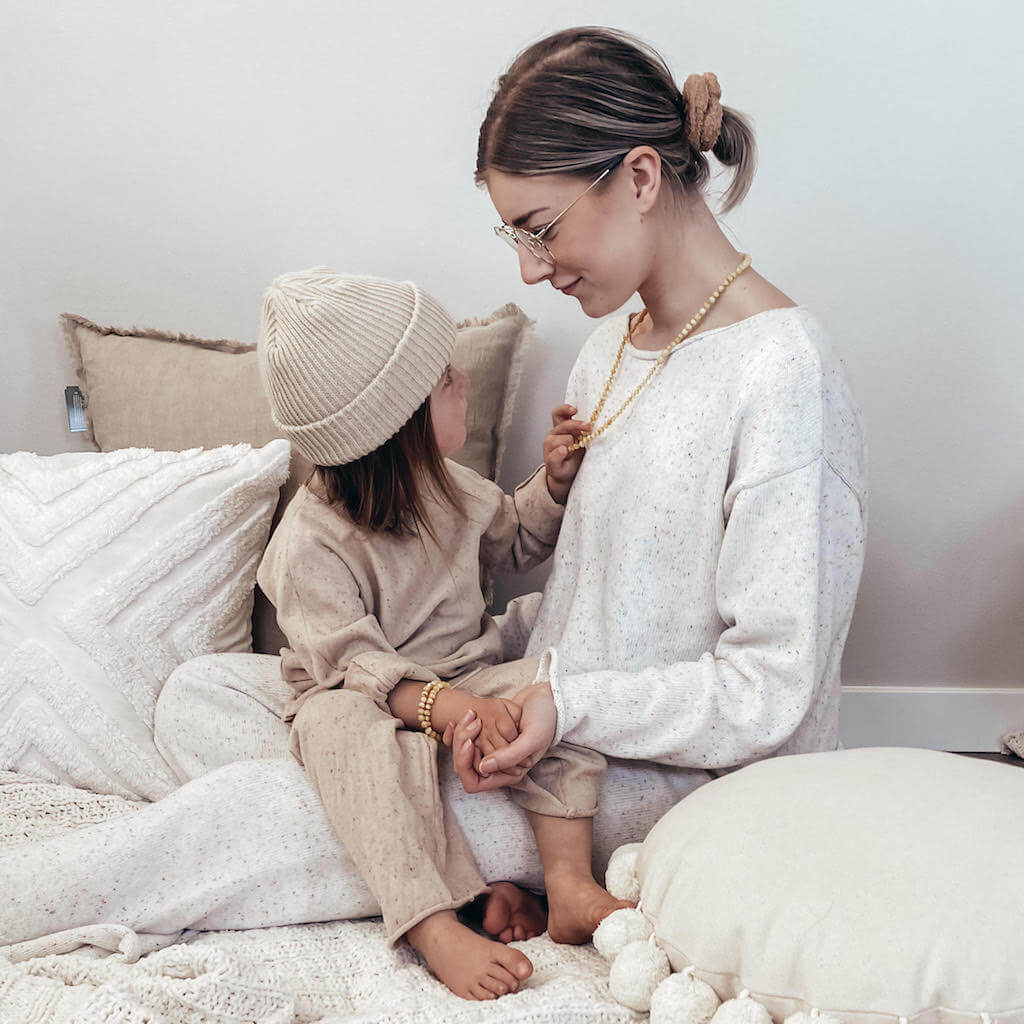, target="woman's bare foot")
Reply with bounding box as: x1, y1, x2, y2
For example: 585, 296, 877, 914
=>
544, 867, 636, 945
469, 881, 547, 943
405, 909, 533, 1000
